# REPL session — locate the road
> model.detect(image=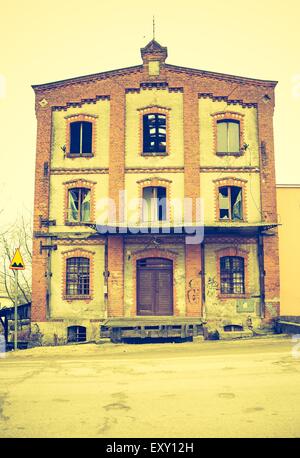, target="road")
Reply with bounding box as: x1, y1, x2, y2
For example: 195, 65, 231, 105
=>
0, 336, 299, 438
